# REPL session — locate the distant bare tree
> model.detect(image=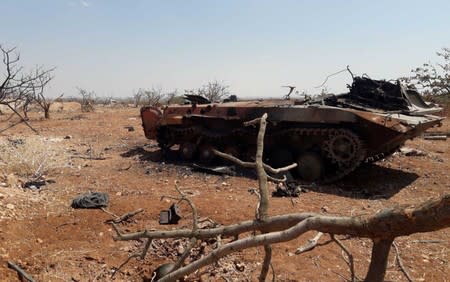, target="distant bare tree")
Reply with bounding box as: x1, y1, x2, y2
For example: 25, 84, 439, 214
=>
199, 80, 230, 102
165, 89, 179, 104
77, 87, 95, 112
31, 72, 59, 119
133, 91, 143, 108
185, 81, 230, 102
0, 44, 54, 133
140, 87, 166, 106
98, 96, 115, 106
